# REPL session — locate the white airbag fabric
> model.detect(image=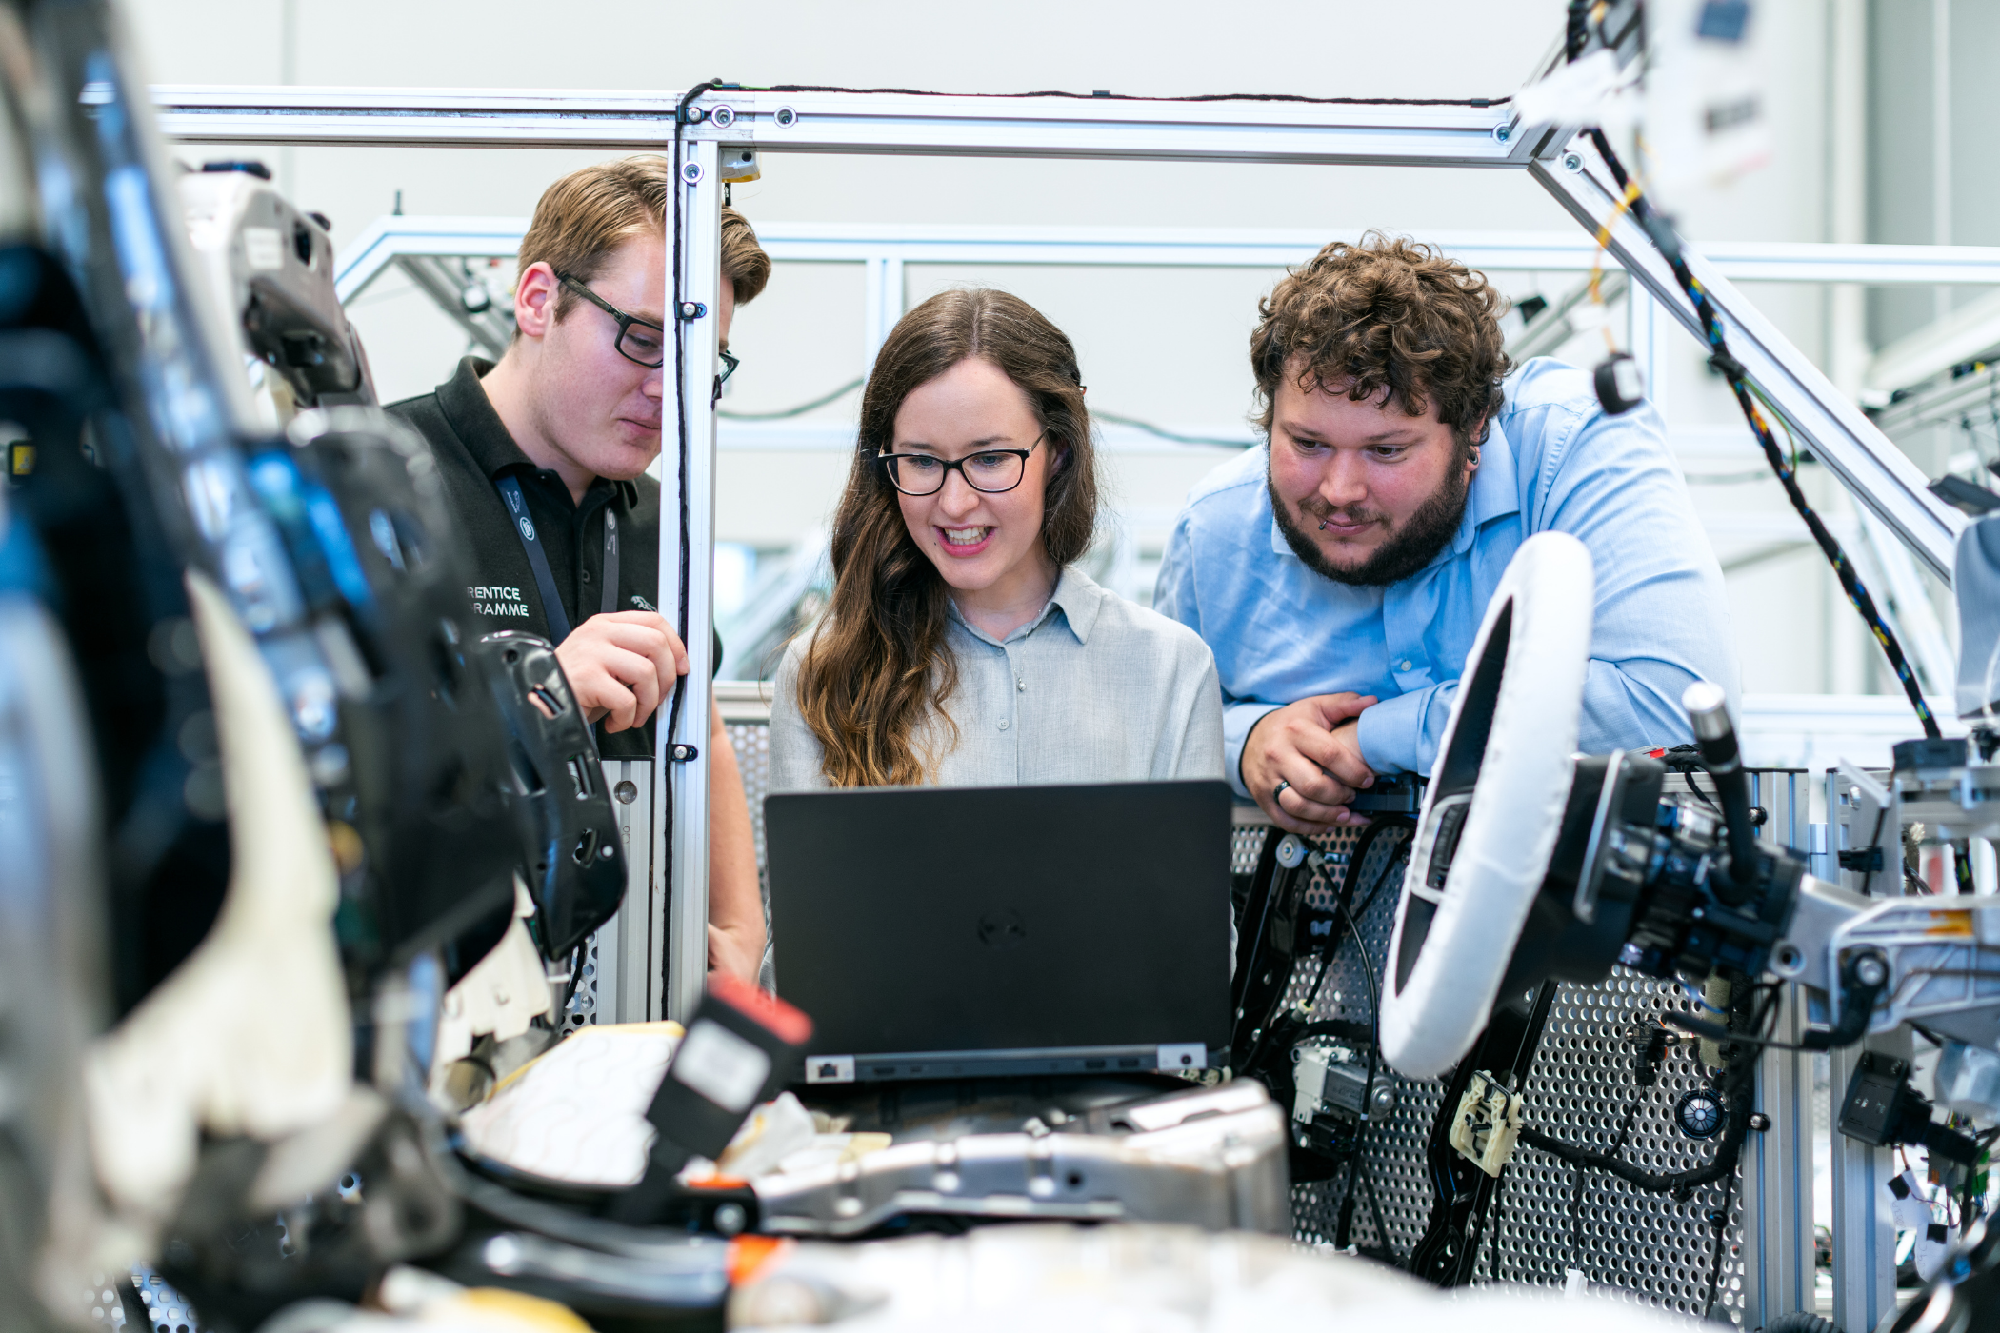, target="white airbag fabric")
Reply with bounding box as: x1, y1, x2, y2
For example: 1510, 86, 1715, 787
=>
1380, 532, 1594, 1079
83, 572, 351, 1239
